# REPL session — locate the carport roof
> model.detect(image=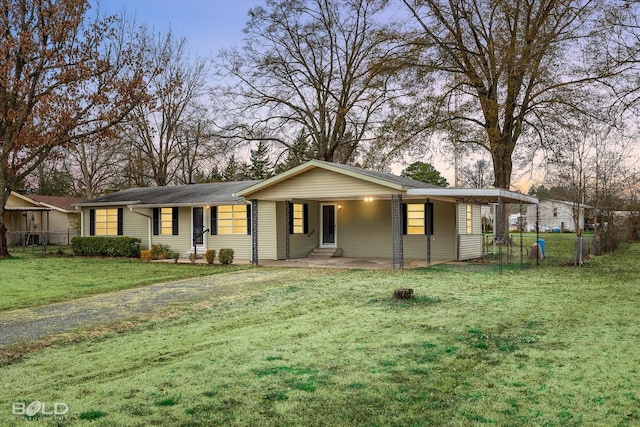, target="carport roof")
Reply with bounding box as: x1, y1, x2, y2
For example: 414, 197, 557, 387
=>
406, 188, 538, 204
